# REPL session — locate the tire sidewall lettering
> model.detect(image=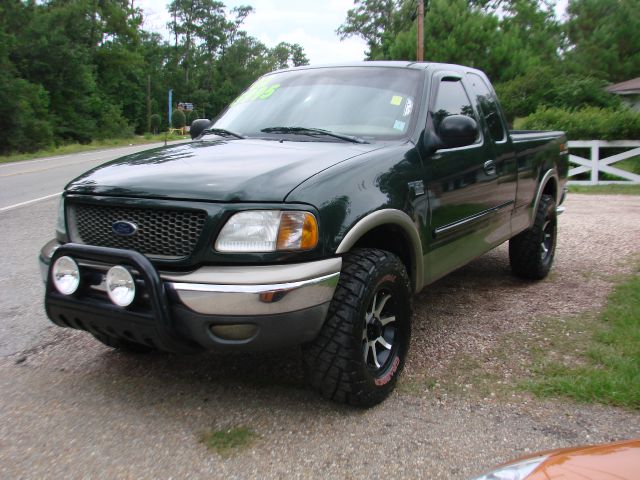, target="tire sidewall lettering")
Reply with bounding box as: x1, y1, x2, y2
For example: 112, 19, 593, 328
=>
374, 355, 400, 386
